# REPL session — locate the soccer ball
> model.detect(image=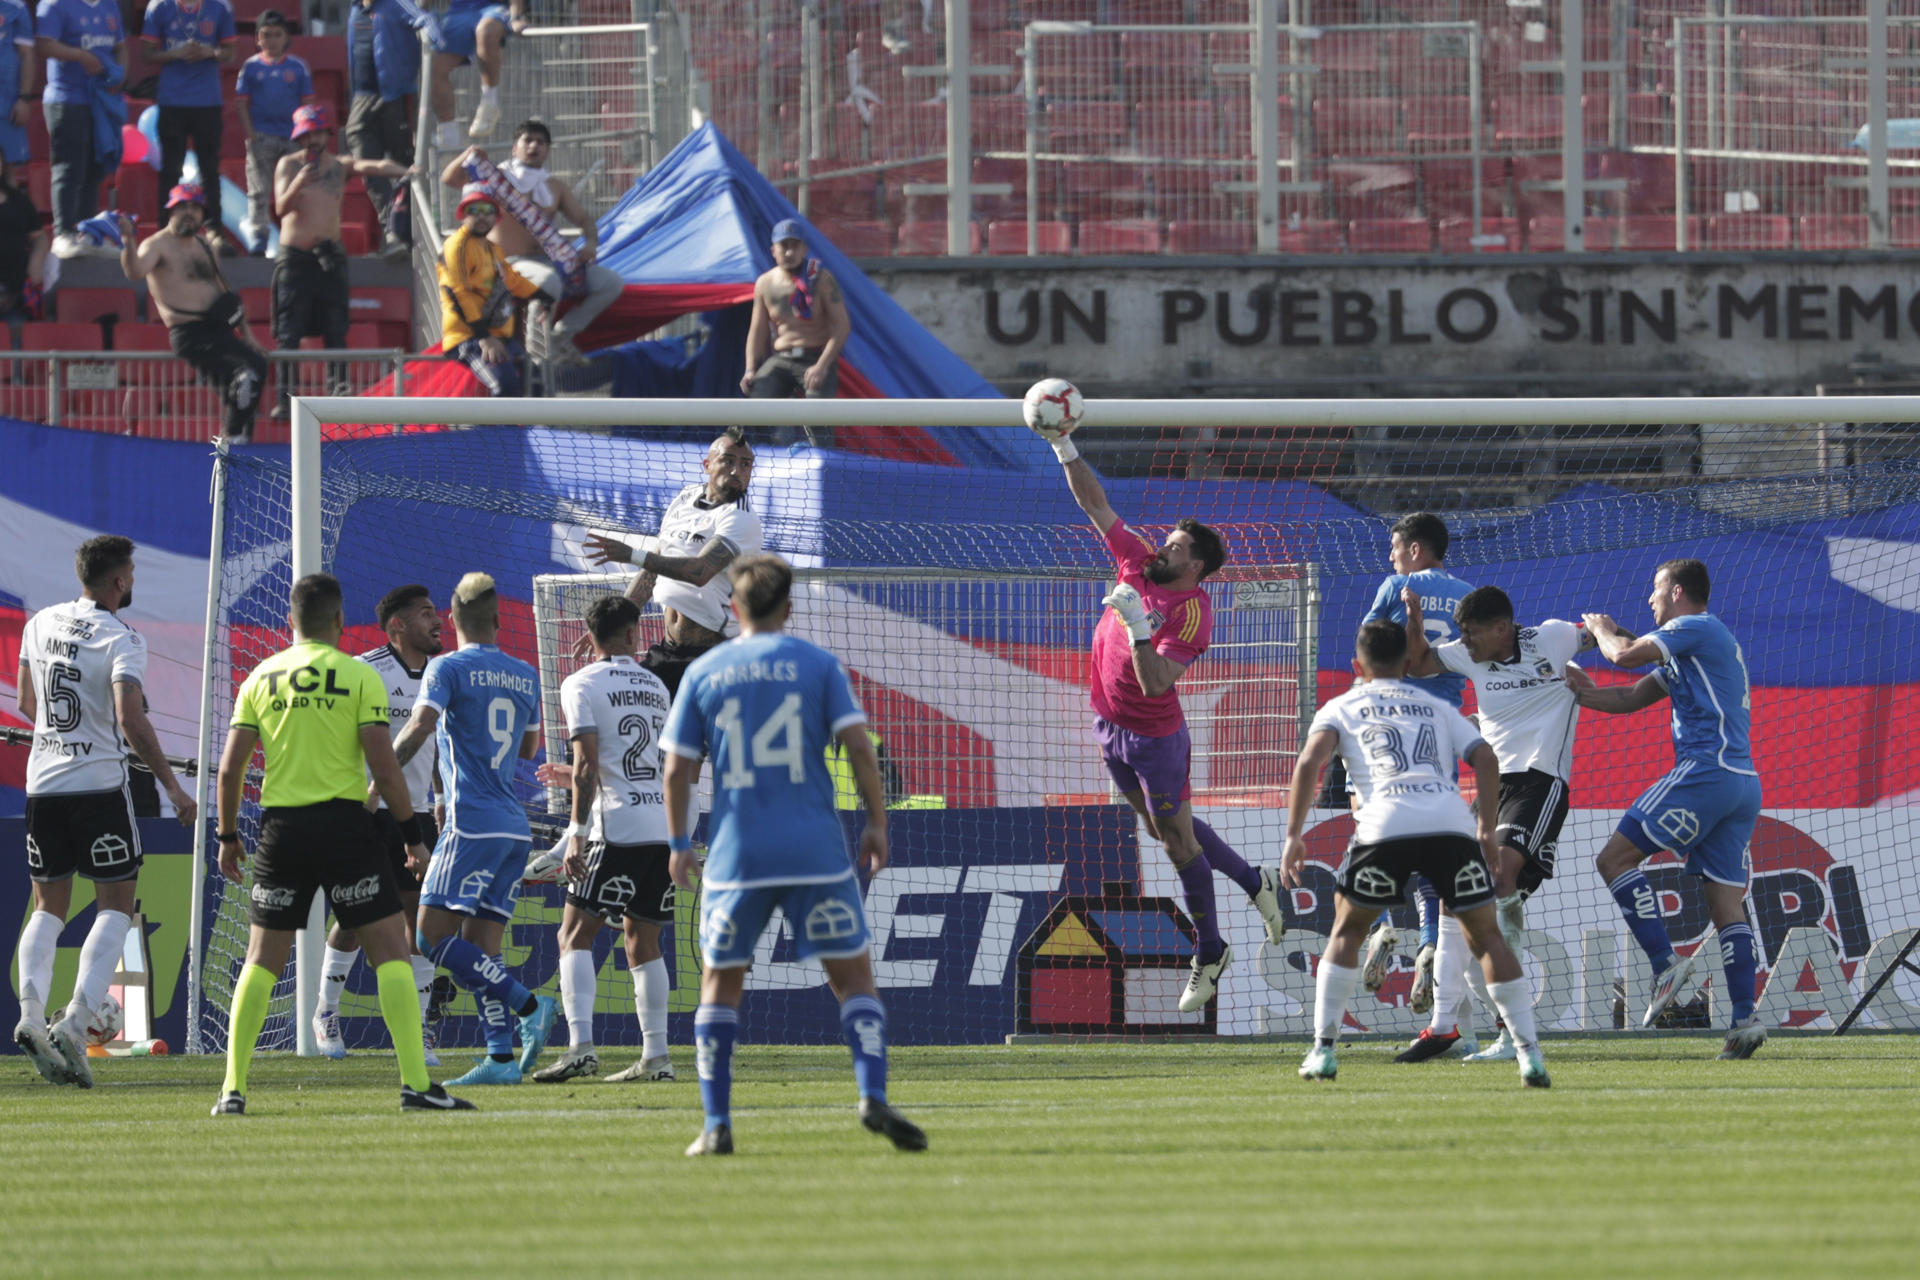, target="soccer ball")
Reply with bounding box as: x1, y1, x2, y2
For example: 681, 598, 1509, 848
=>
79, 994, 123, 1047
1022, 378, 1084, 436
